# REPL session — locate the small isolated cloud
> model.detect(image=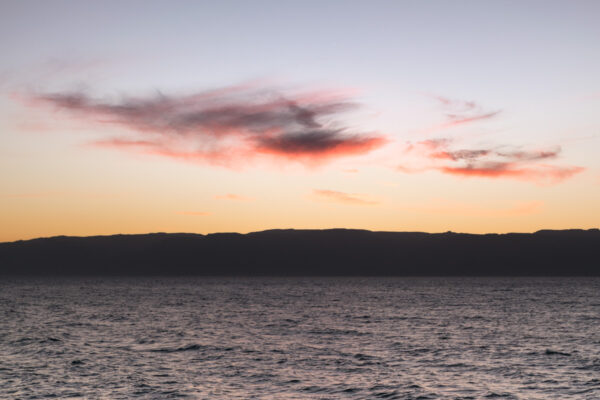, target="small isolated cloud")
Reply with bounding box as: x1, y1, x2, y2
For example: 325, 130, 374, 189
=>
436, 96, 500, 123
439, 164, 583, 181
422, 96, 501, 133
23, 84, 387, 166
177, 211, 210, 216
343, 168, 359, 173
403, 138, 583, 183
443, 111, 500, 128
215, 193, 249, 201
312, 189, 379, 205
